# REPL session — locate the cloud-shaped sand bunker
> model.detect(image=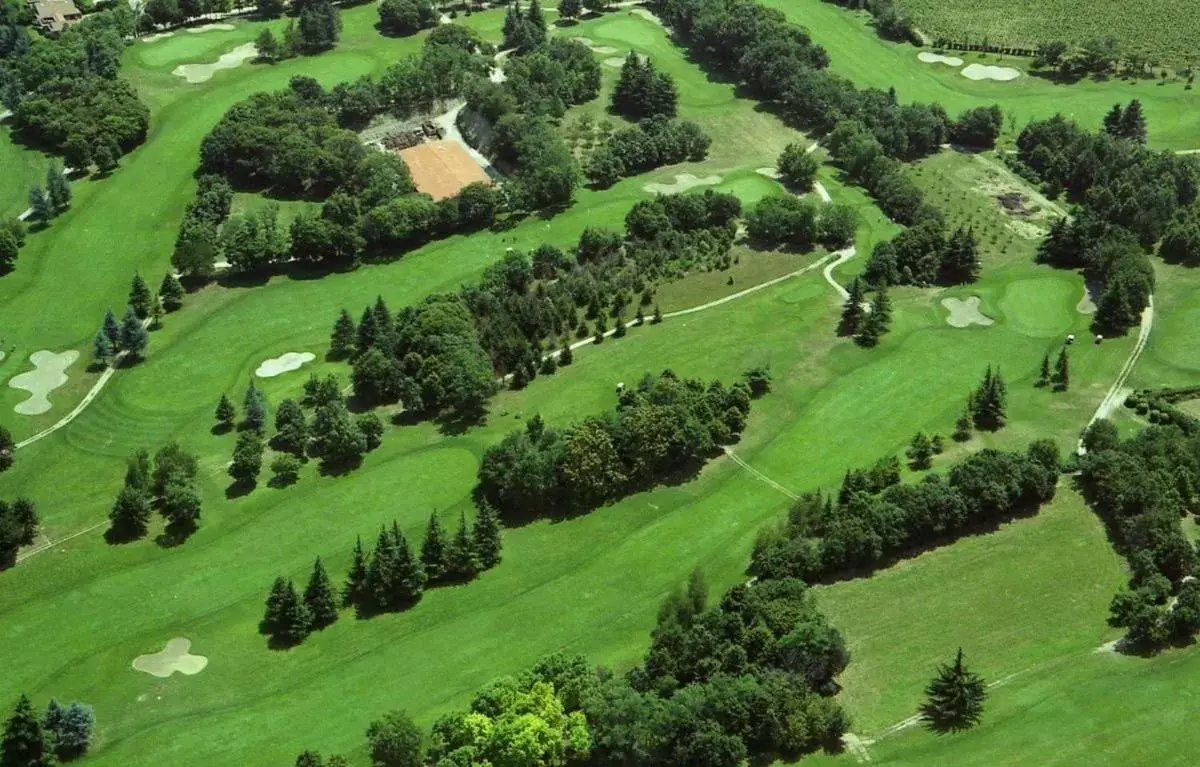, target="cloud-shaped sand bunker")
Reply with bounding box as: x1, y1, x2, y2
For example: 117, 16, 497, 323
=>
961, 63, 1020, 81
644, 174, 722, 195
8, 350, 79, 415
173, 43, 257, 84
942, 296, 994, 328
133, 638, 208, 678
256, 351, 315, 378
918, 51, 963, 67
